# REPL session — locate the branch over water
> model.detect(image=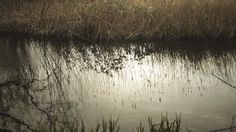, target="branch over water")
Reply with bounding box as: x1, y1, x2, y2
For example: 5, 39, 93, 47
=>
211, 73, 236, 90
